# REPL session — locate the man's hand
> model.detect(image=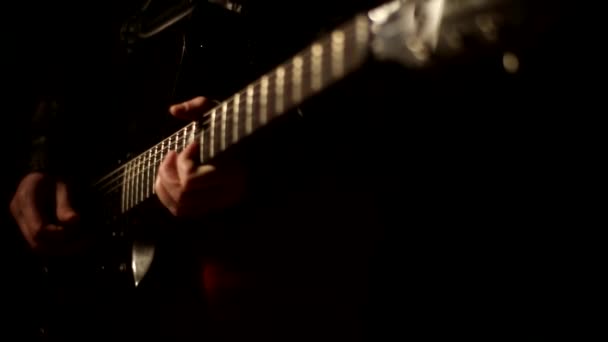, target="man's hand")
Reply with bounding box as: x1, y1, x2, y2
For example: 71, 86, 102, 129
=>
10, 172, 81, 253
155, 97, 248, 218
